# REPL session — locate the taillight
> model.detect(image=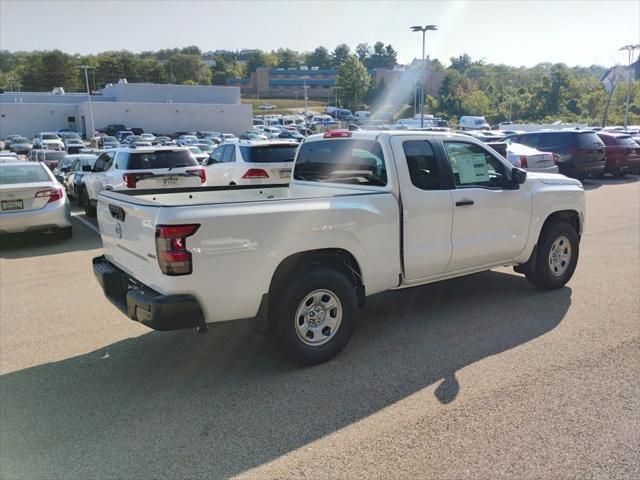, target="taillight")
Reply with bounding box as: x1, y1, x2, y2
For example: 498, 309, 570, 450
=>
324, 129, 351, 138
187, 168, 207, 183
242, 168, 269, 179
155, 224, 200, 276
519, 155, 528, 168
123, 172, 153, 188
35, 188, 63, 203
